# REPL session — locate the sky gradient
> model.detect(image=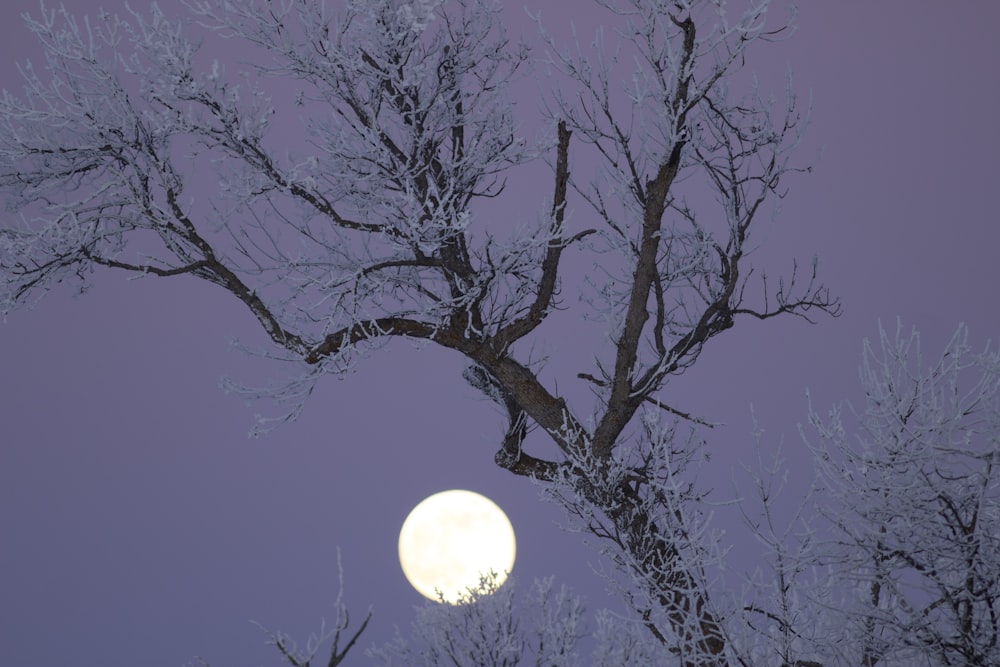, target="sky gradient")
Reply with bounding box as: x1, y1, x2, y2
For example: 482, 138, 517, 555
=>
2, 2, 999, 665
